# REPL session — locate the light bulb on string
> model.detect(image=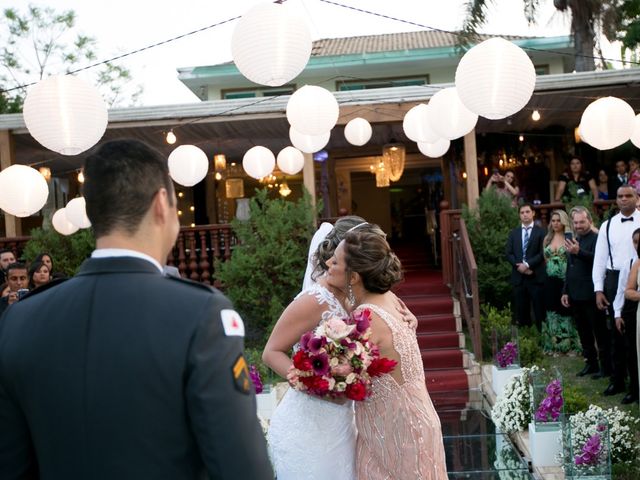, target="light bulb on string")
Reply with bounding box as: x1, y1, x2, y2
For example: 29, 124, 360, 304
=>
39, 167, 52, 181
166, 130, 177, 144
215, 172, 222, 180
531, 110, 541, 121
518, 135, 524, 142
77, 170, 85, 183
